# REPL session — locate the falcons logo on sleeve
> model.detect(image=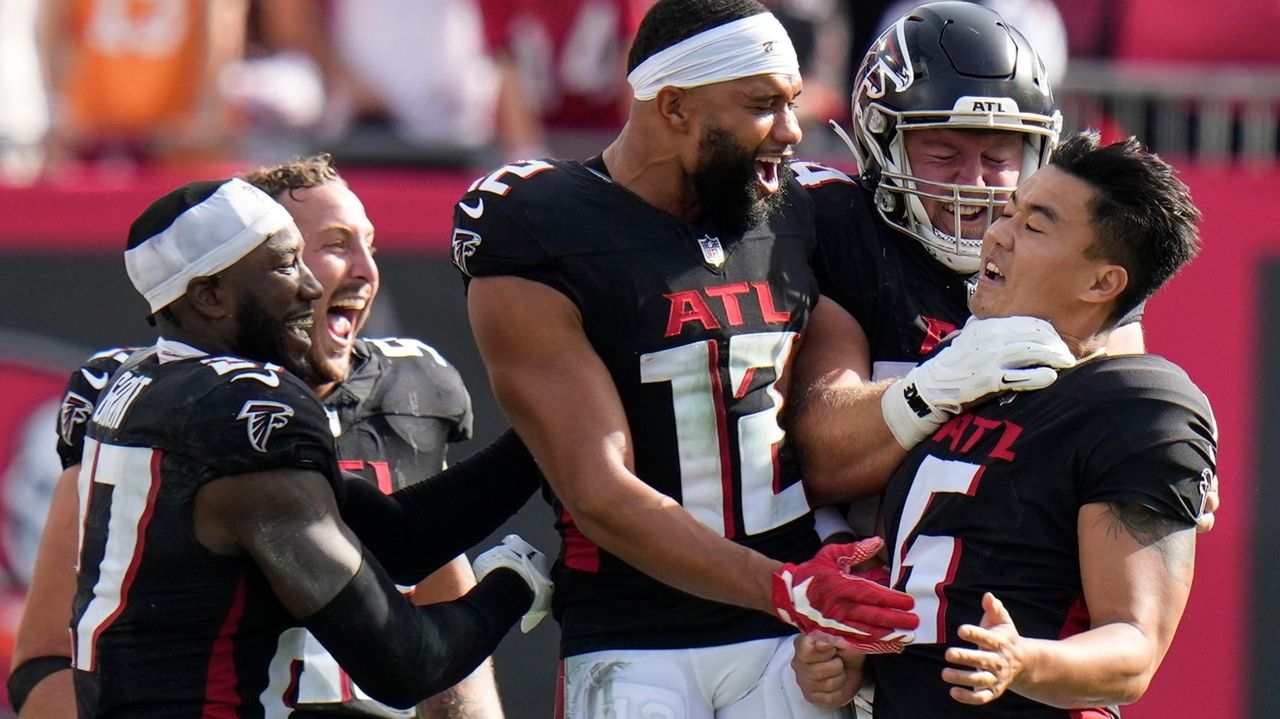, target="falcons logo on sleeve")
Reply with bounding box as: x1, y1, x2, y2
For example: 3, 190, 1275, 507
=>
59, 391, 94, 445
237, 400, 295, 453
